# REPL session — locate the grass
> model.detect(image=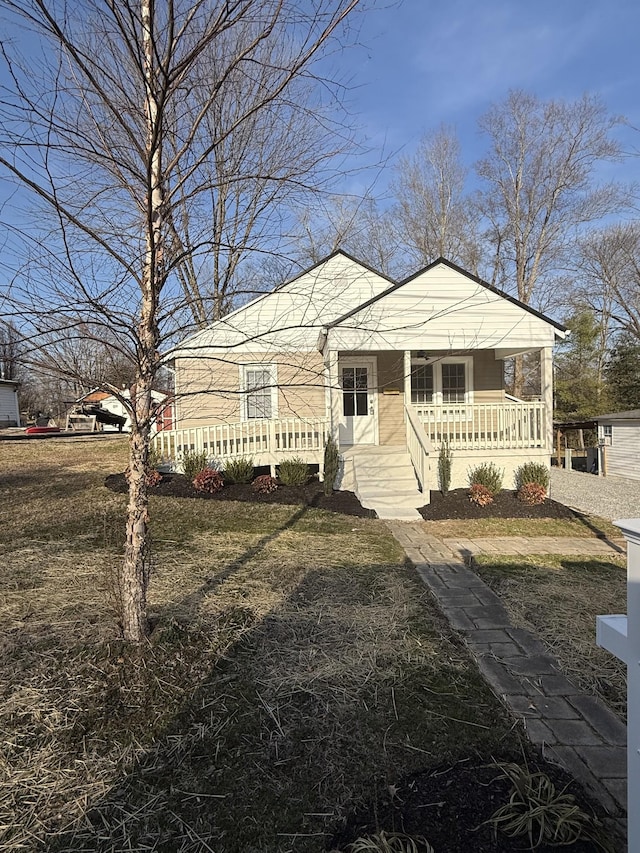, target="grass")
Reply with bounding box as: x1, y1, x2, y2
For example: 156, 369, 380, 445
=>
1, 437, 528, 852
424, 514, 621, 540
473, 553, 627, 720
